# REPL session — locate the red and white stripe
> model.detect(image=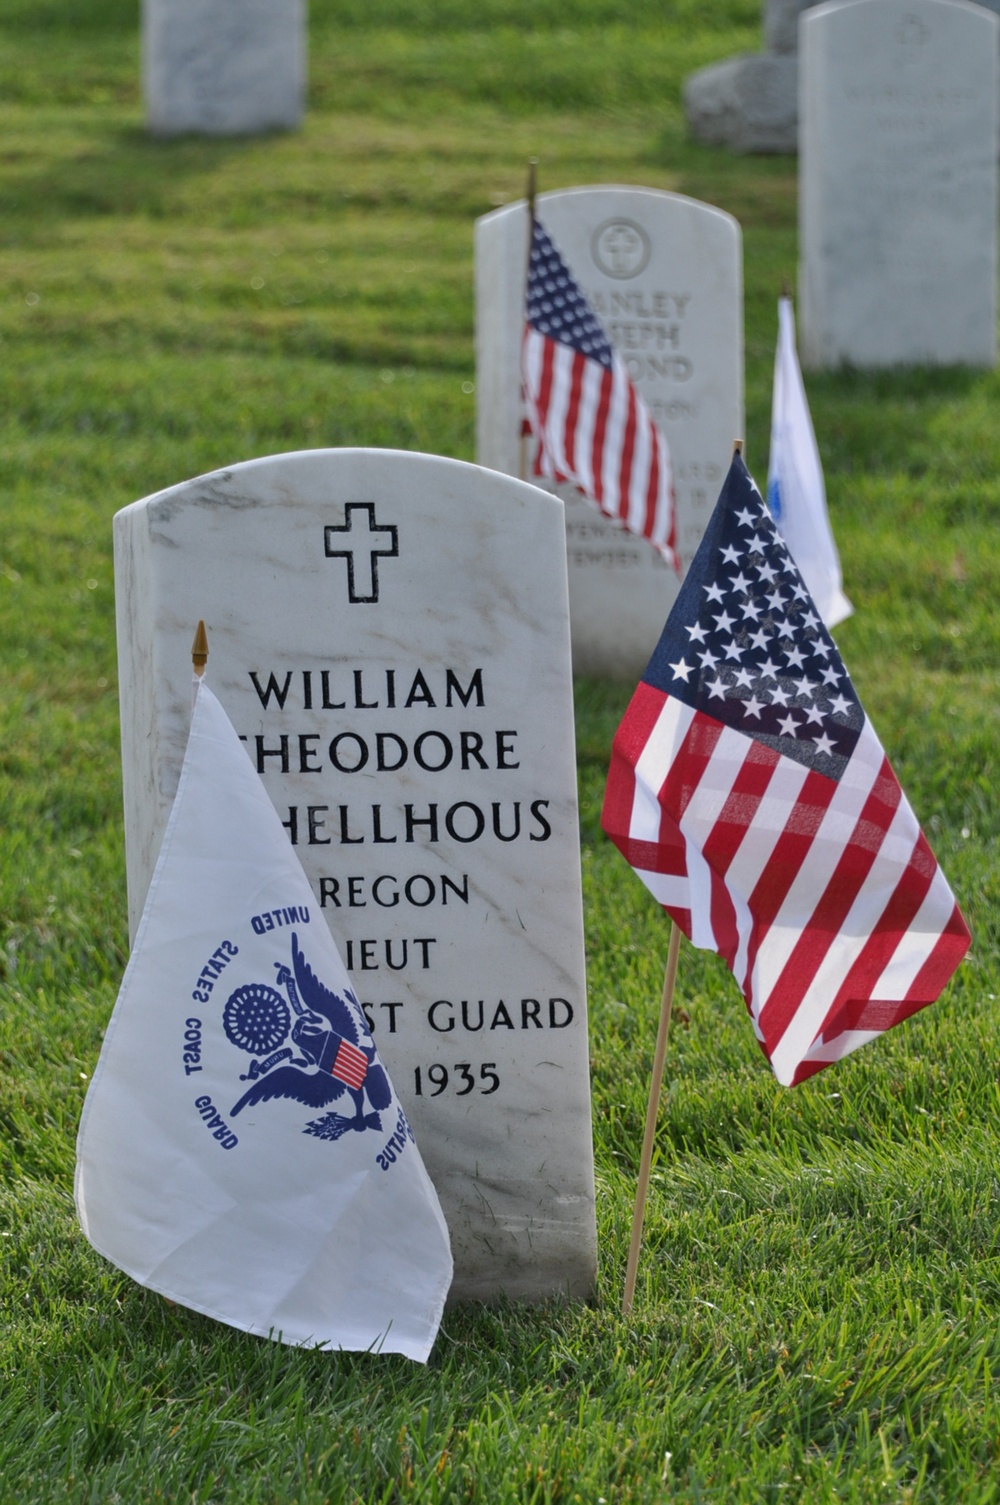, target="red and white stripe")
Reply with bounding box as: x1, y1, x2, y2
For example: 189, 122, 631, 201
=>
522, 326, 677, 569
602, 682, 970, 1085
330, 1037, 368, 1091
